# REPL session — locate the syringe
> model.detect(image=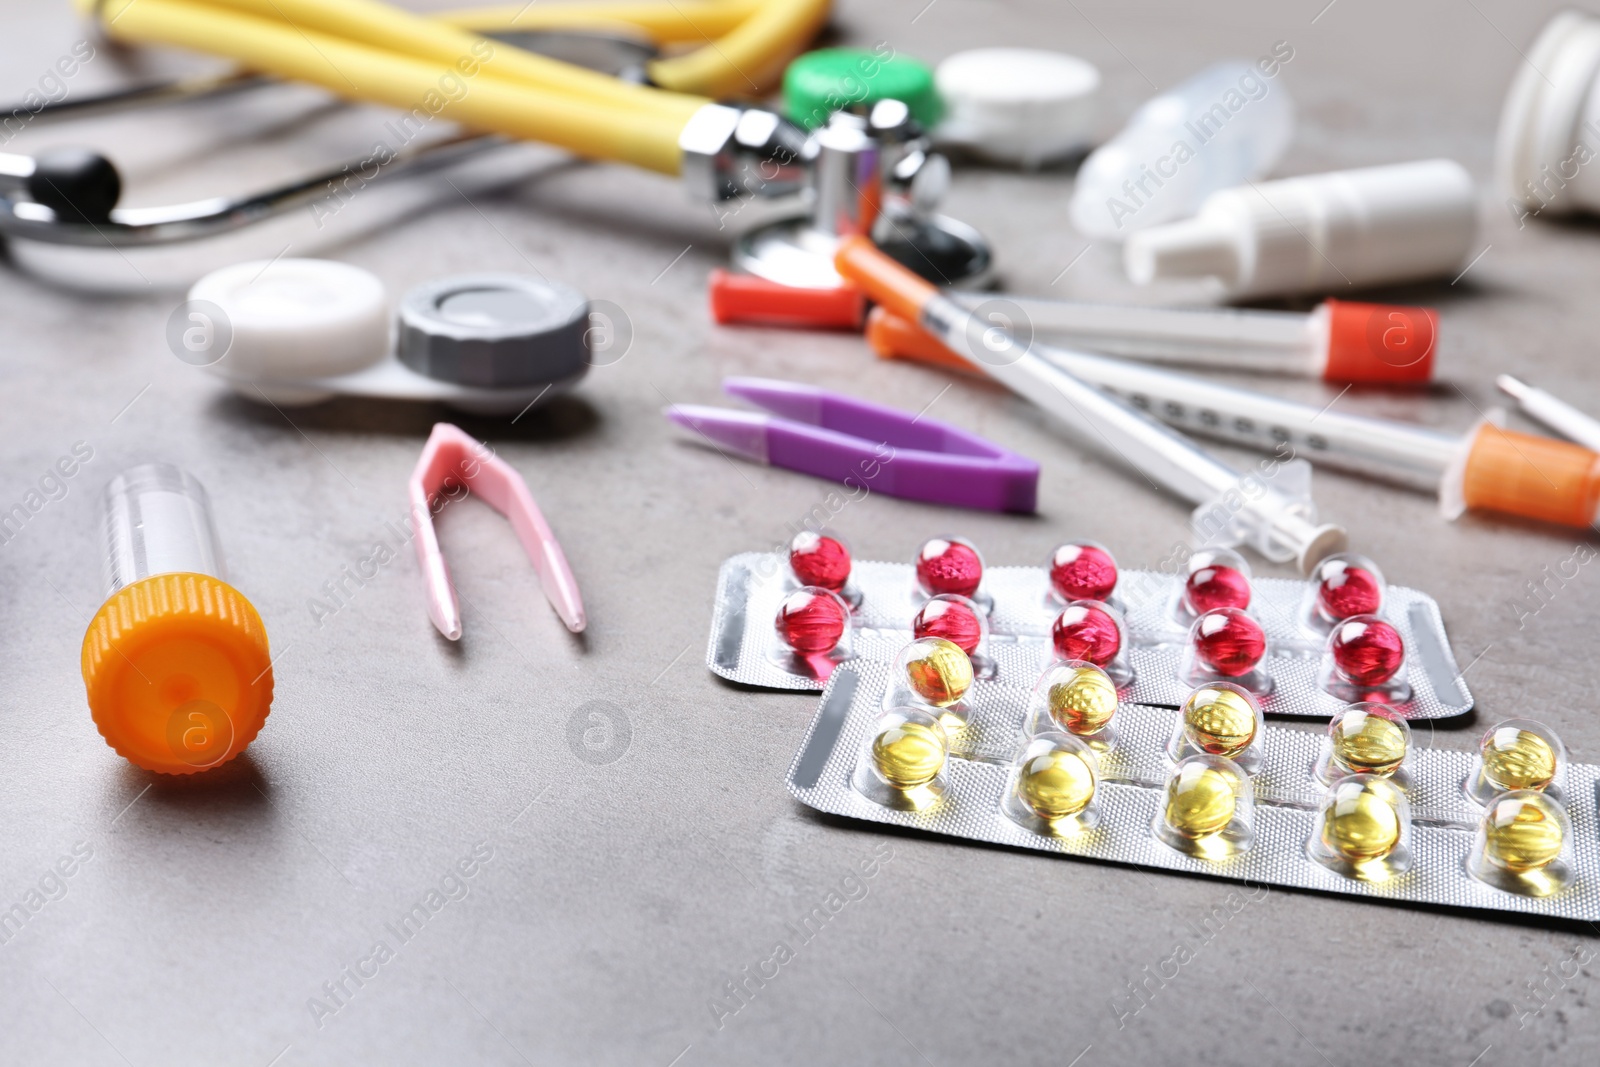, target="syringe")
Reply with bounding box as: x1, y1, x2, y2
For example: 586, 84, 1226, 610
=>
947, 292, 1437, 384
868, 309, 1600, 531
1496, 375, 1600, 452
707, 270, 1438, 384
833, 236, 1349, 572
